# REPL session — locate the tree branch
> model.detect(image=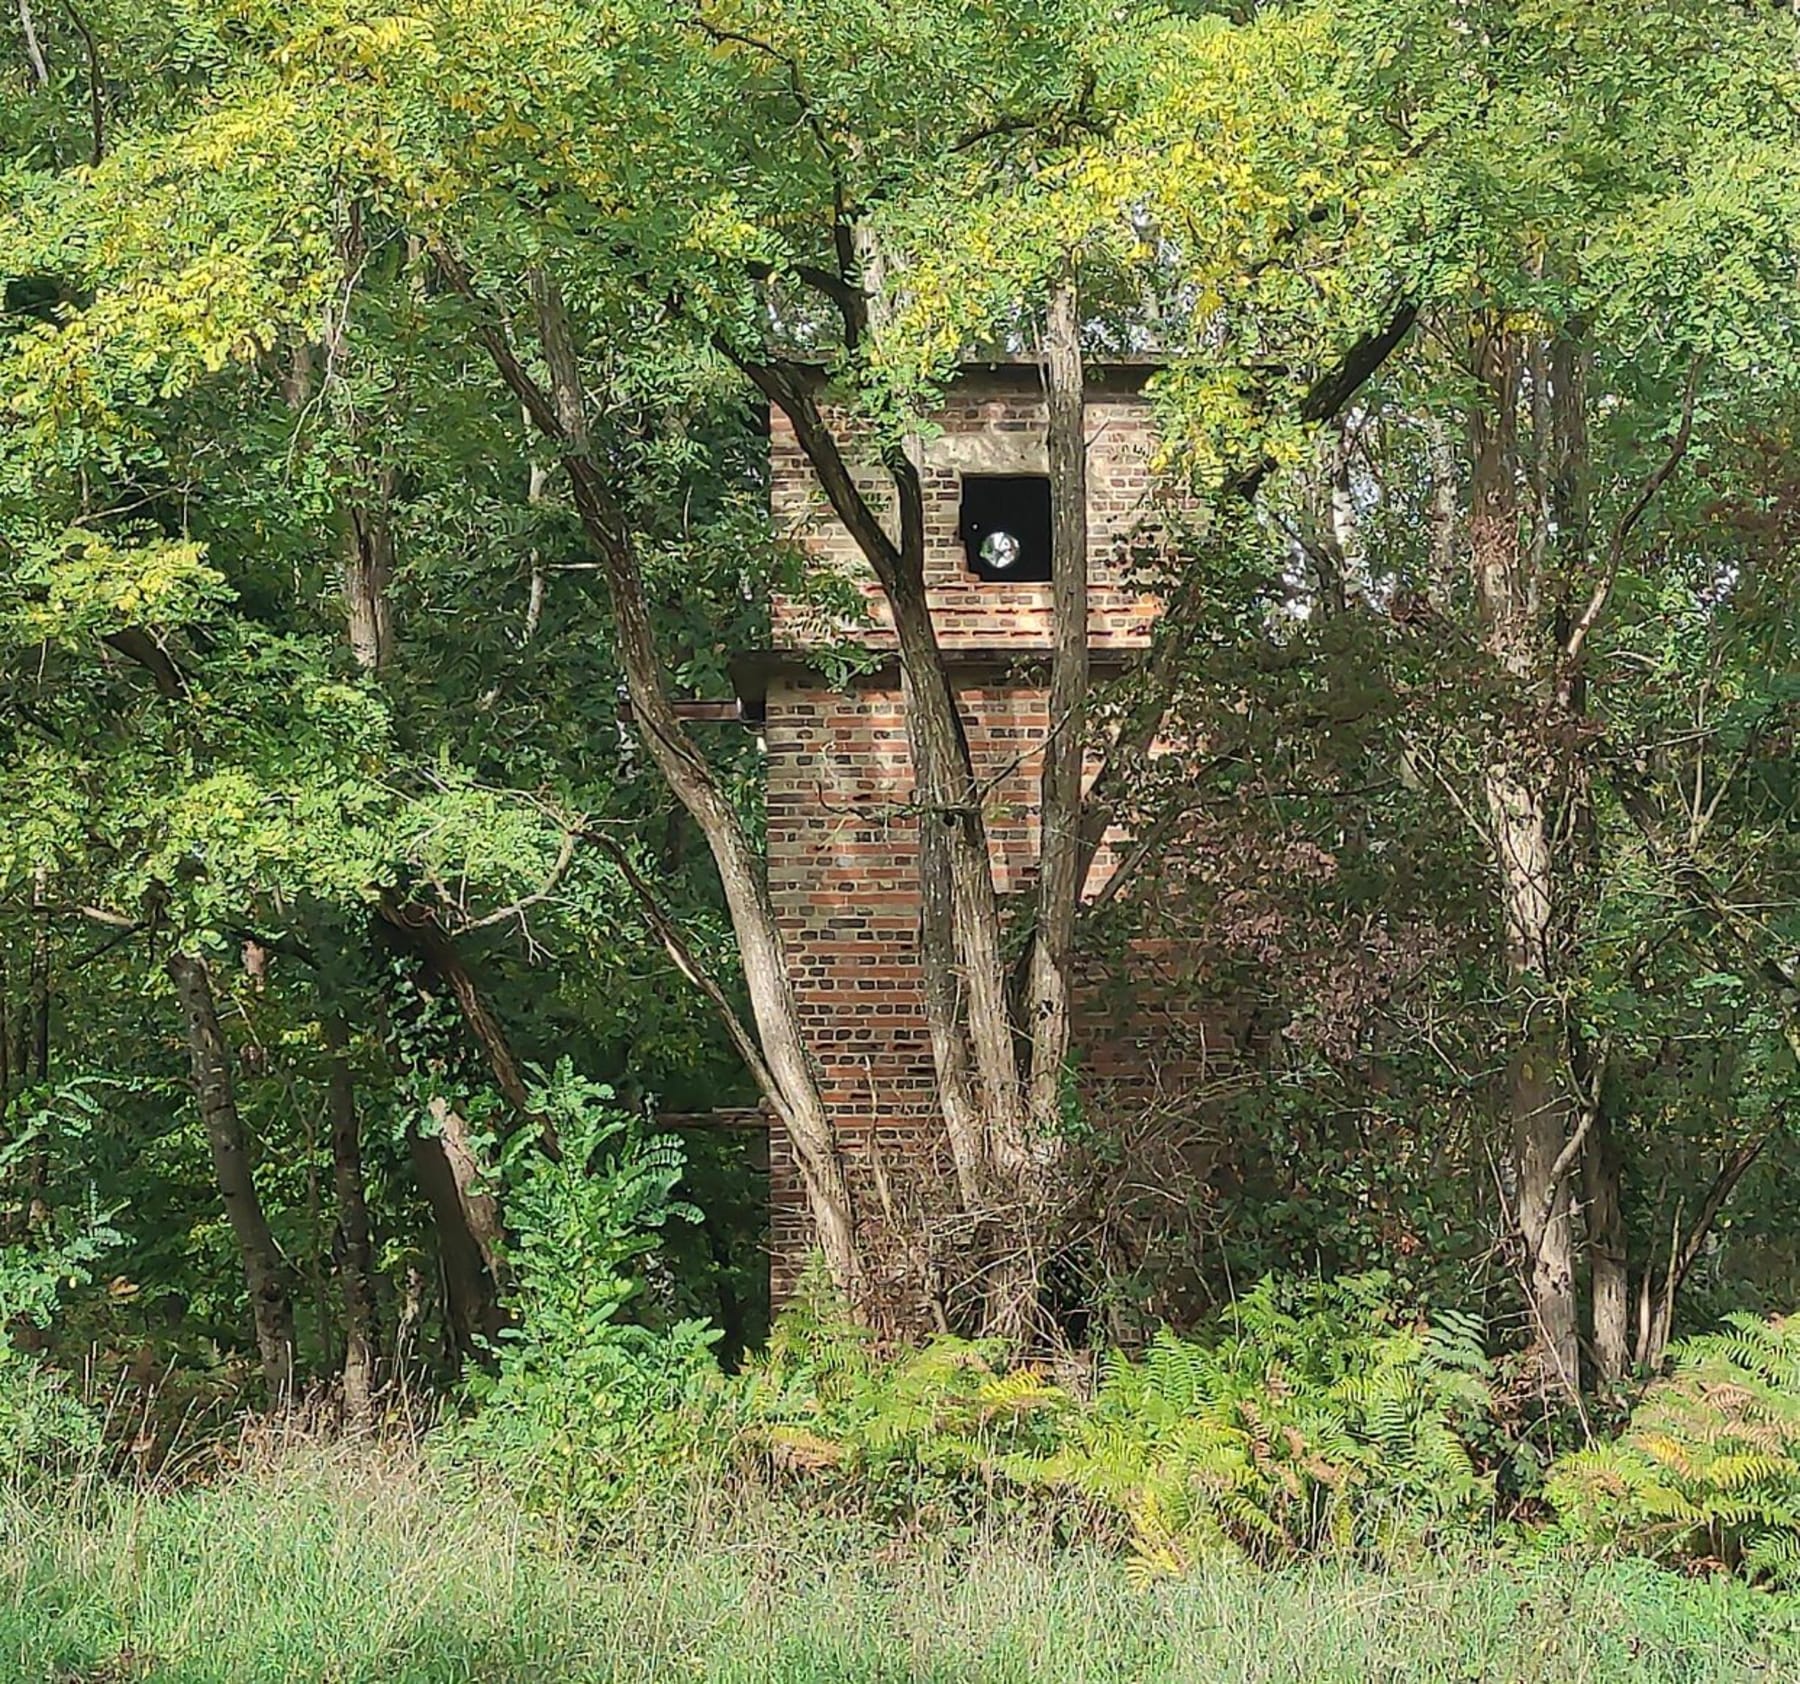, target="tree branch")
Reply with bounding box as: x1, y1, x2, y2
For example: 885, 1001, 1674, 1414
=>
583, 828, 787, 1115
101, 628, 187, 698
17, 0, 49, 88
58, 0, 103, 164
455, 827, 579, 933
1078, 298, 1419, 888
1562, 359, 1701, 672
